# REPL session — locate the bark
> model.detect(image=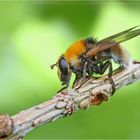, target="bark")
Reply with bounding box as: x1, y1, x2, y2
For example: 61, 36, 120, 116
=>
0, 63, 140, 139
